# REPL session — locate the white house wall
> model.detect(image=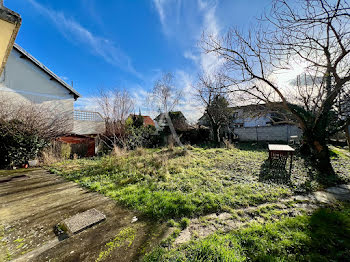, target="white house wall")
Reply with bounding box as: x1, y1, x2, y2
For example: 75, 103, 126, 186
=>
234, 116, 271, 127
234, 125, 302, 142
0, 48, 74, 128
